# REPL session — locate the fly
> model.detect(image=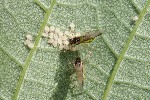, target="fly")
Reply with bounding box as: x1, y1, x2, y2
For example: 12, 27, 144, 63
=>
69, 30, 102, 45
74, 57, 84, 89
